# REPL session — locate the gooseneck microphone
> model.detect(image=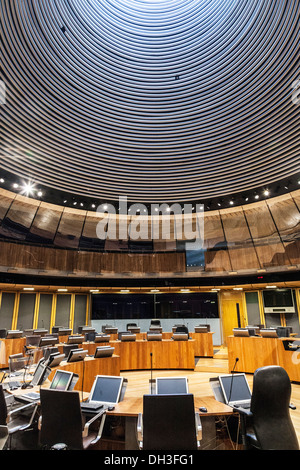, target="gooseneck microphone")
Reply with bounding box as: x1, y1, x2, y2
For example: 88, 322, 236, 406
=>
228, 357, 239, 404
